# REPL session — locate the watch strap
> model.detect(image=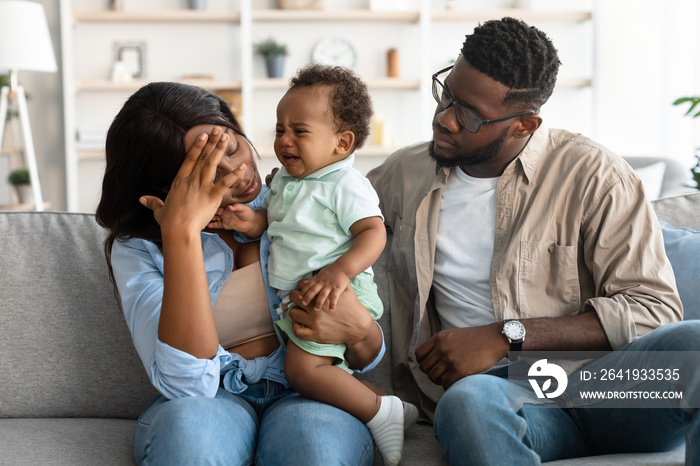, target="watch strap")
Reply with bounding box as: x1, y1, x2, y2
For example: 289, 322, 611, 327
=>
510, 340, 523, 353
507, 340, 522, 361
503, 319, 524, 361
